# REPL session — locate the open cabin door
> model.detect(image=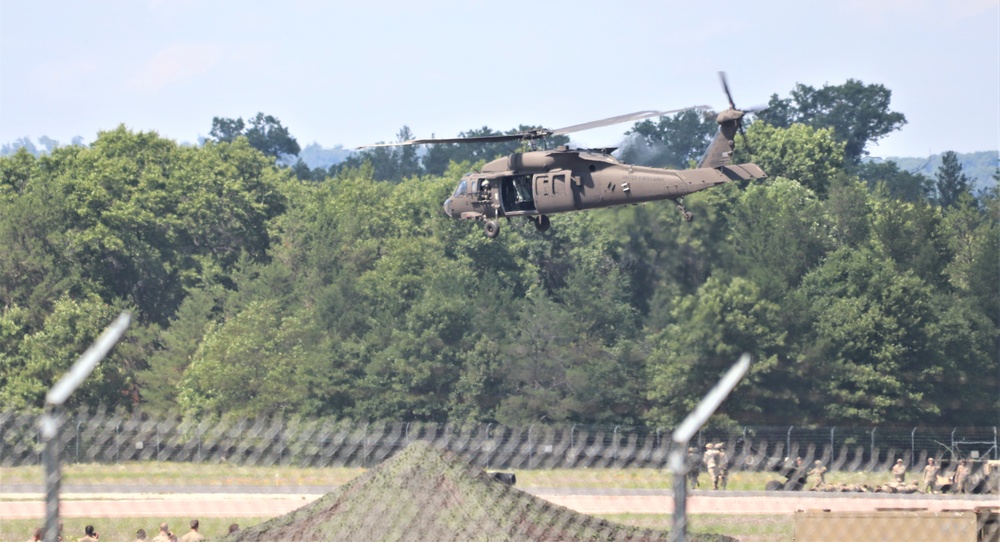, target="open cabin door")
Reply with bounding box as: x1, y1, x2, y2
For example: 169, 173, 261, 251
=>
533, 169, 576, 214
